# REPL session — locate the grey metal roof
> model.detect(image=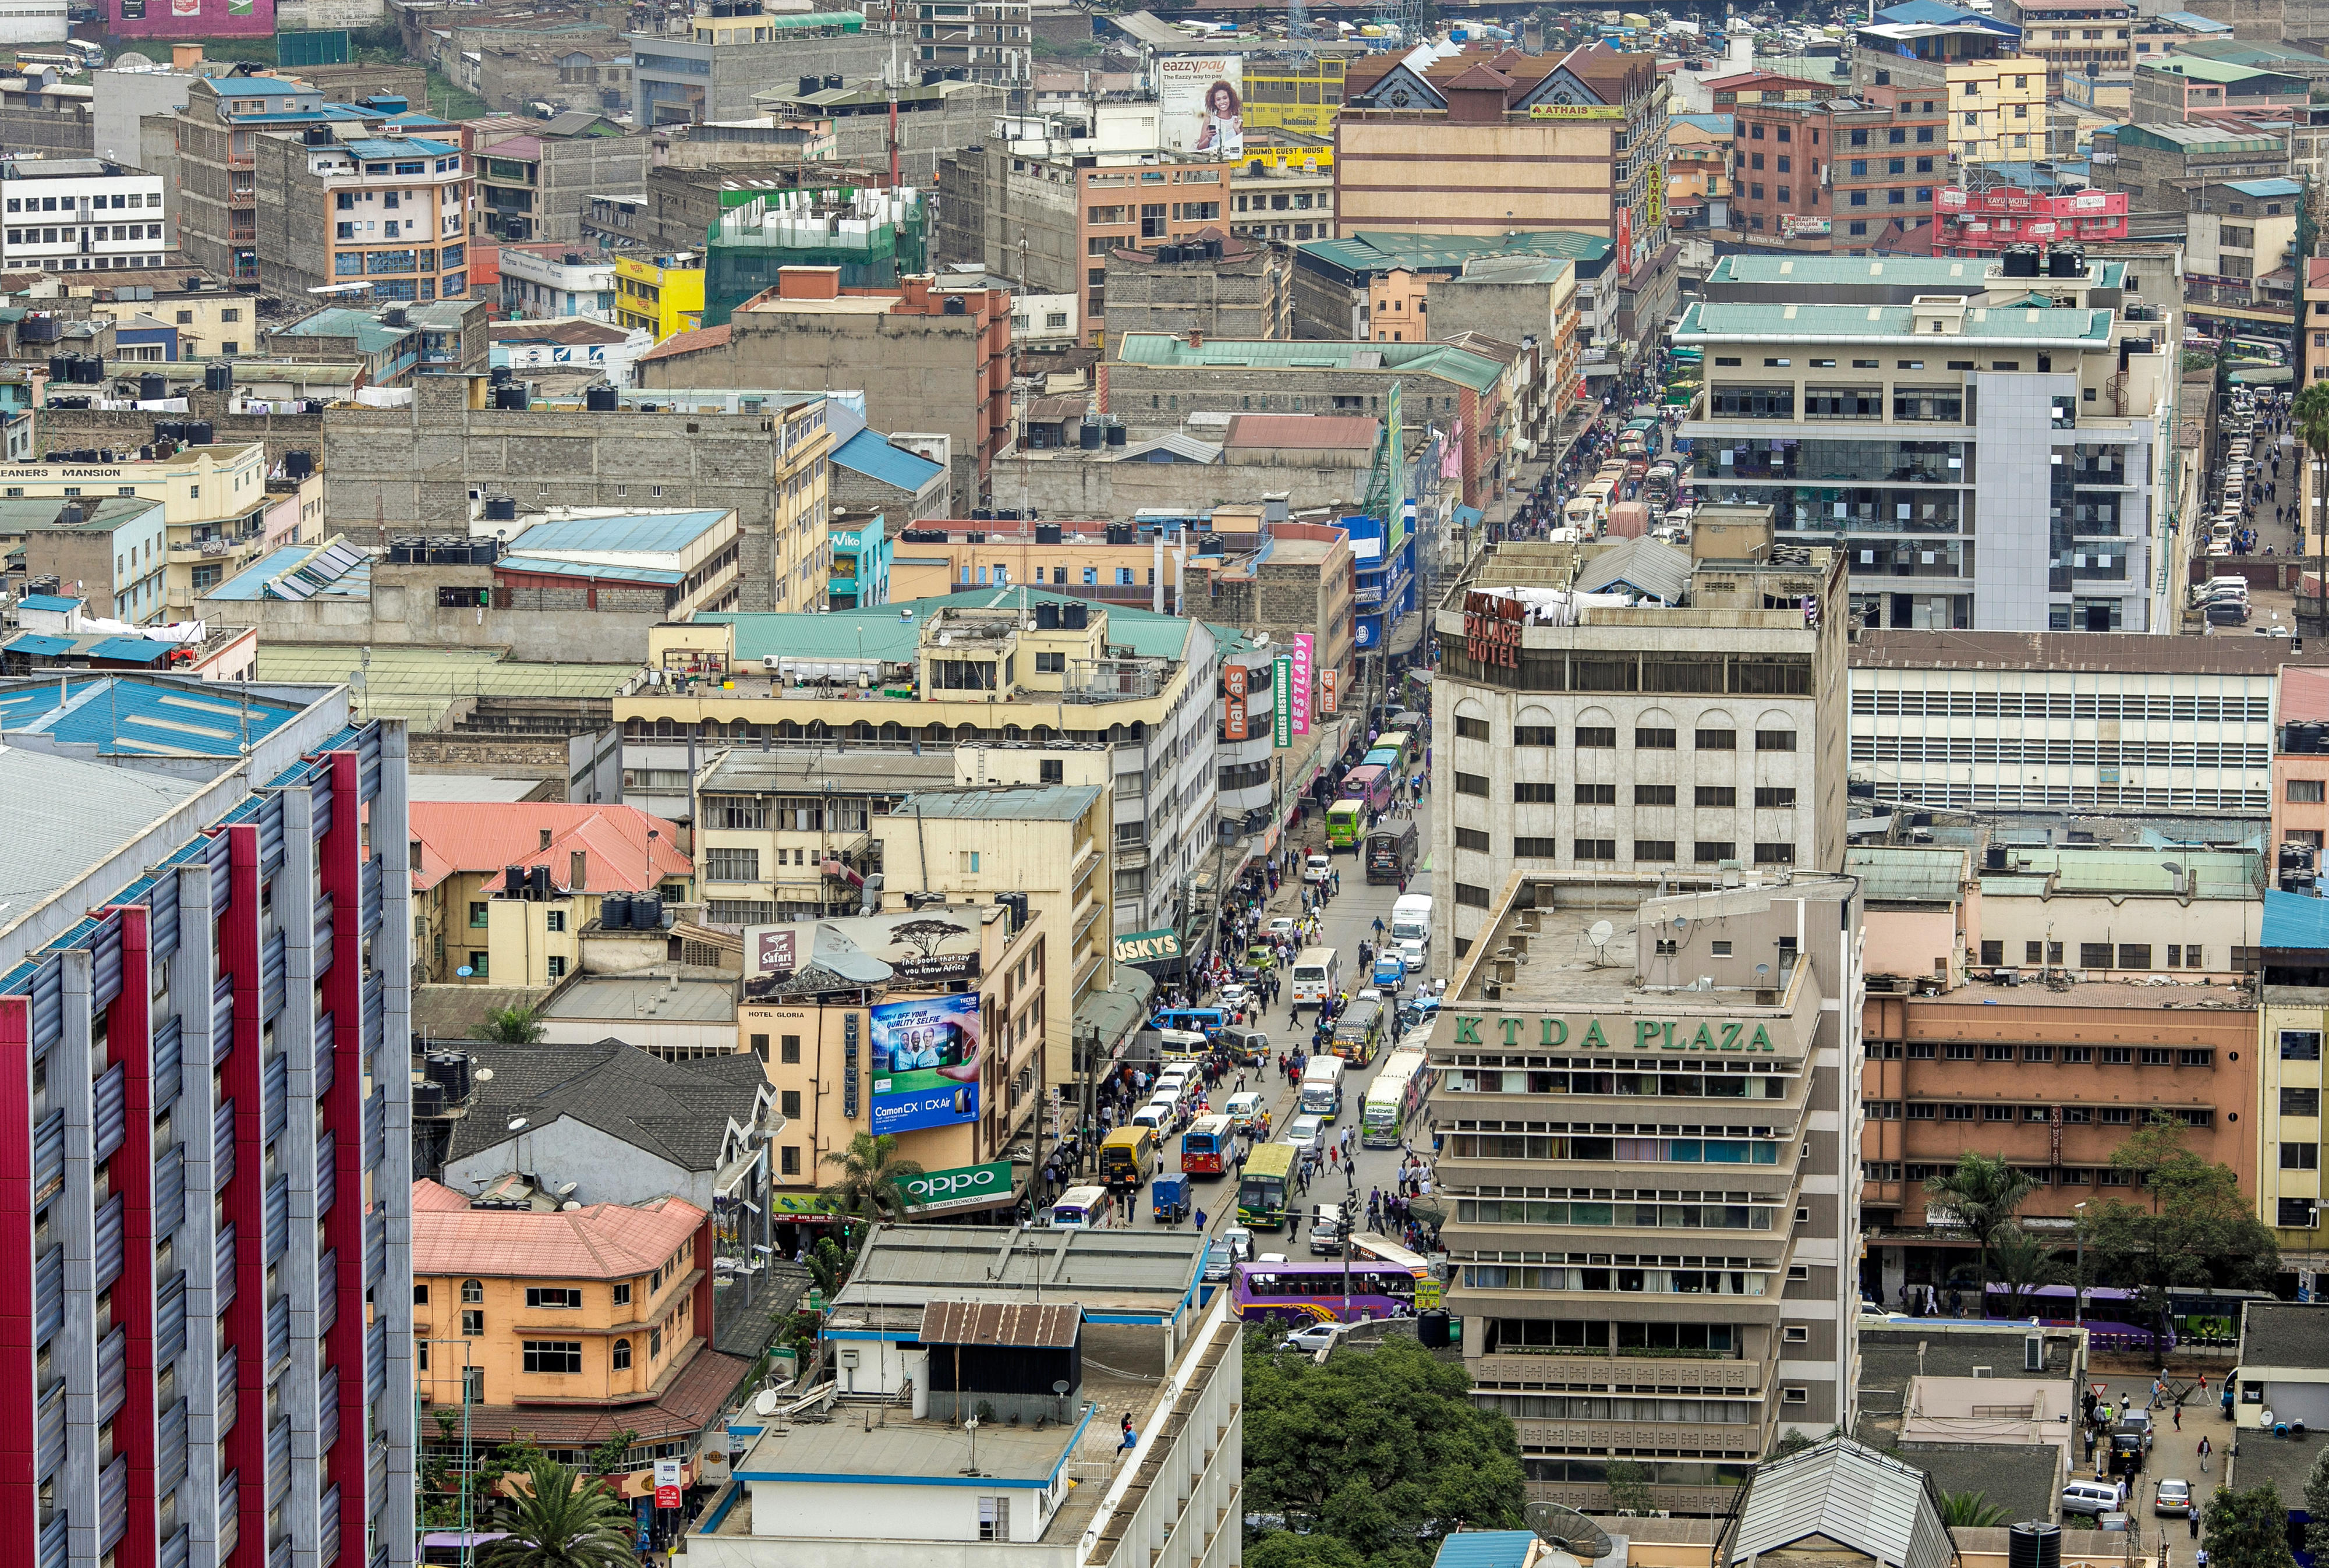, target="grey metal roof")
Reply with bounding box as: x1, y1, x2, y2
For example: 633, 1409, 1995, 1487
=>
446, 1039, 770, 1172
1575, 536, 1692, 604
1846, 847, 1969, 907
0, 748, 206, 939
831, 1224, 1205, 1320
919, 1300, 1082, 1348
539, 972, 741, 1025
1729, 1438, 1955, 1568
895, 785, 1103, 822
2238, 1300, 2329, 1370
